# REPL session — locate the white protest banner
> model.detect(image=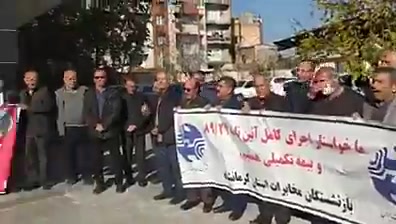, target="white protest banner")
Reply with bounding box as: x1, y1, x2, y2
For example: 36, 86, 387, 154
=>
174, 109, 396, 224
